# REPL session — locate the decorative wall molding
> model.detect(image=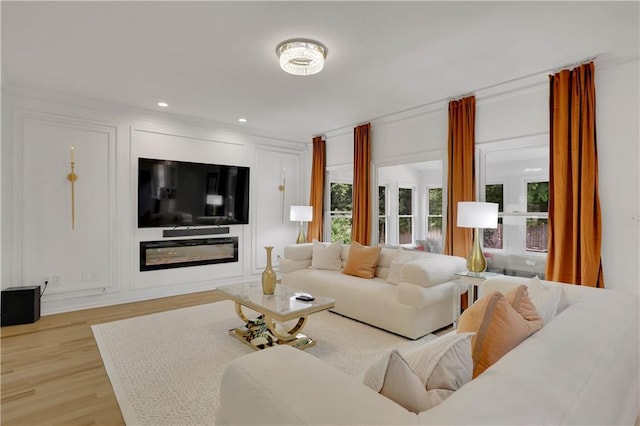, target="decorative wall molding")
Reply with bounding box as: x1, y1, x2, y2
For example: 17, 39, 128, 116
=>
13, 110, 120, 299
